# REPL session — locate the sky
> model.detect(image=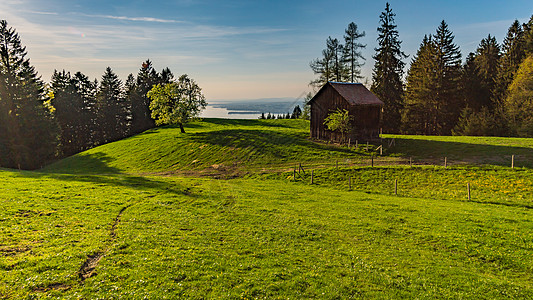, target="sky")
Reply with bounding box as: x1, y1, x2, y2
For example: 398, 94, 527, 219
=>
1, 0, 532, 101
